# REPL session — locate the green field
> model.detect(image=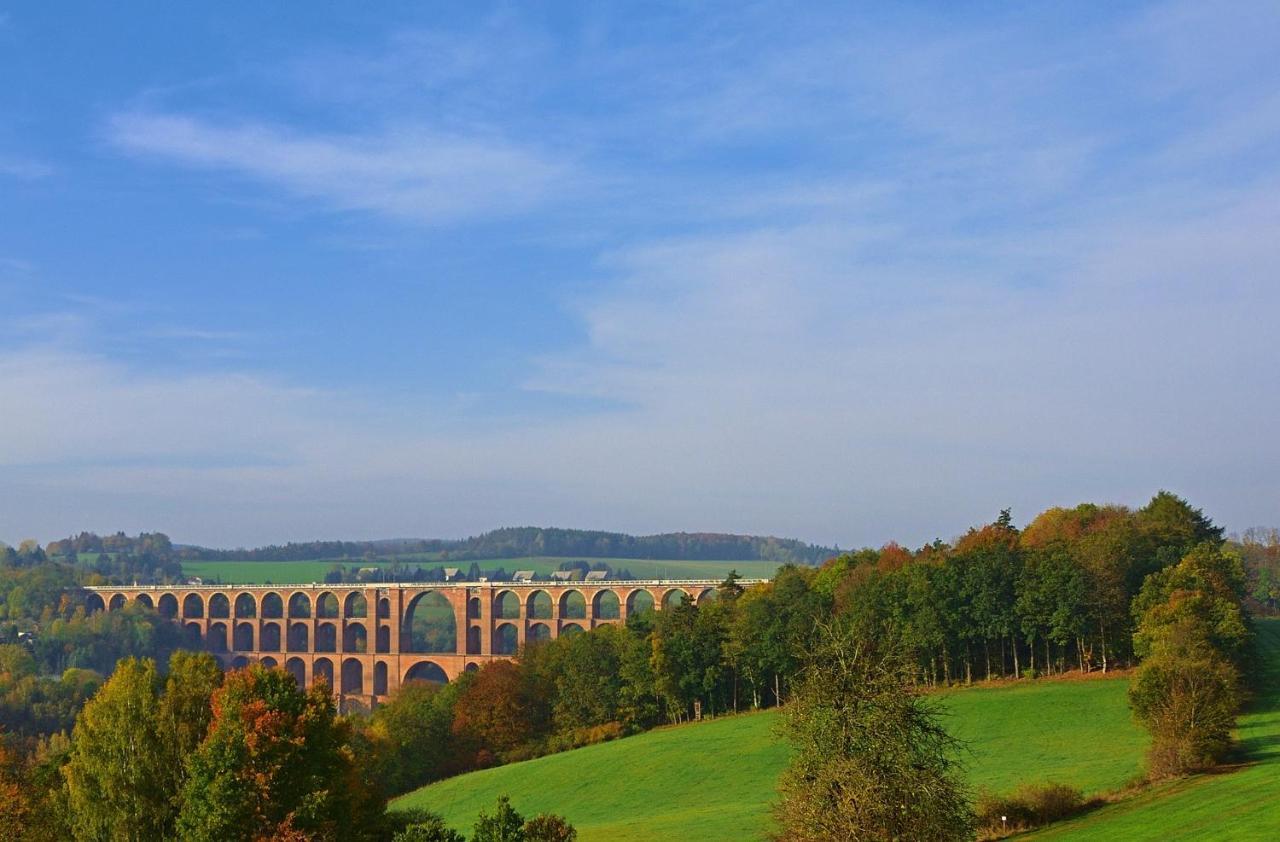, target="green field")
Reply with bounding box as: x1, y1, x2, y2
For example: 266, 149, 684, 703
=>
1030, 618, 1280, 841
181, 556, 781, 585
394, 670, 1146, 840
